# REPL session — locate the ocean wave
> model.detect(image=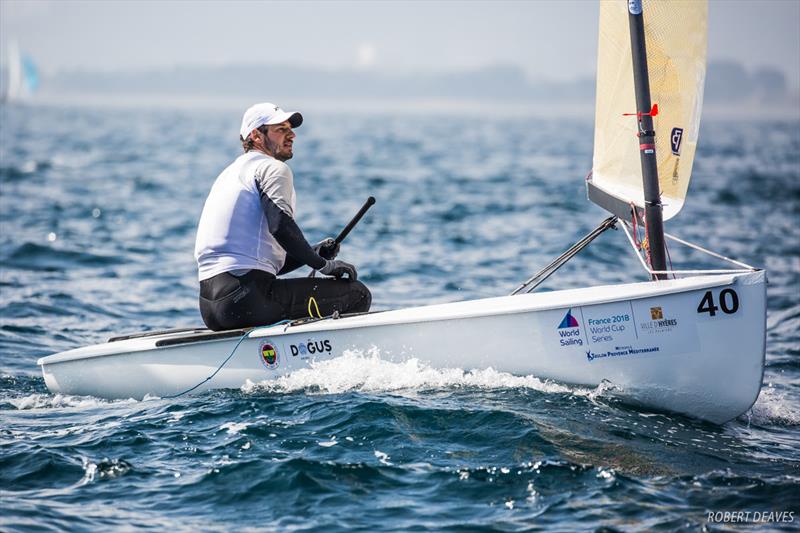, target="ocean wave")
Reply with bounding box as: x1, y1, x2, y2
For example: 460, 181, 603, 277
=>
3, 242, 123, 271
1, 106, 797, 531
80, 457, 133, 485
0, 160, 51, 182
